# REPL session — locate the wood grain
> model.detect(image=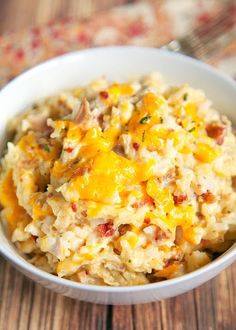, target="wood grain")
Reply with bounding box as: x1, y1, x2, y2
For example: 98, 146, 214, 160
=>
0, 255, 235, 330
0, 1, 235, 329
